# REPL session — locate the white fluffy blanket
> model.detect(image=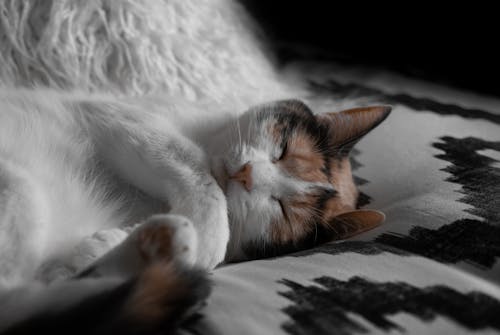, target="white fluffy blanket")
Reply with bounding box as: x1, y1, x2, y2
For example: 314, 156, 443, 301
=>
0, 0, 292, 106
